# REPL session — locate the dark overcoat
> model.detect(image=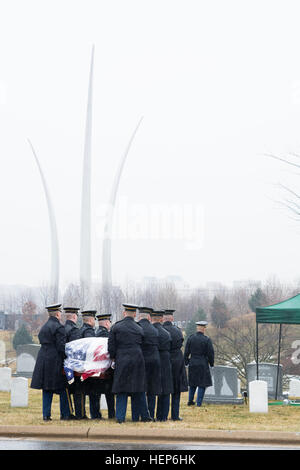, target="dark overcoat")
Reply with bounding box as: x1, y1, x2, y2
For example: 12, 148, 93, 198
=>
64, 319, 81, 343
138, 318, 161, 395
31, 316, 66, 392
152, 322, 173, 395
96, 326, 109, 338
78, 322, 95, 338
163, 321, 188, 393
108, 316, 146, 394
184, 332, 214, 387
